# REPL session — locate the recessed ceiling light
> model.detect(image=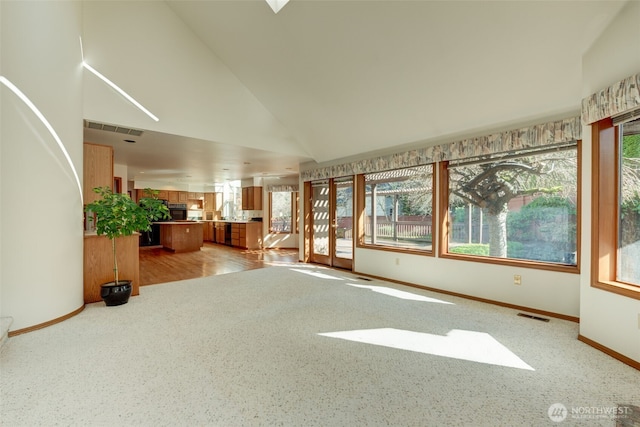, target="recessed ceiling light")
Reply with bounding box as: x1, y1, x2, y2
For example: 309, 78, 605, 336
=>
124, 139, 136, 143
243, 162, 251, 165
223, 168, 229, 171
